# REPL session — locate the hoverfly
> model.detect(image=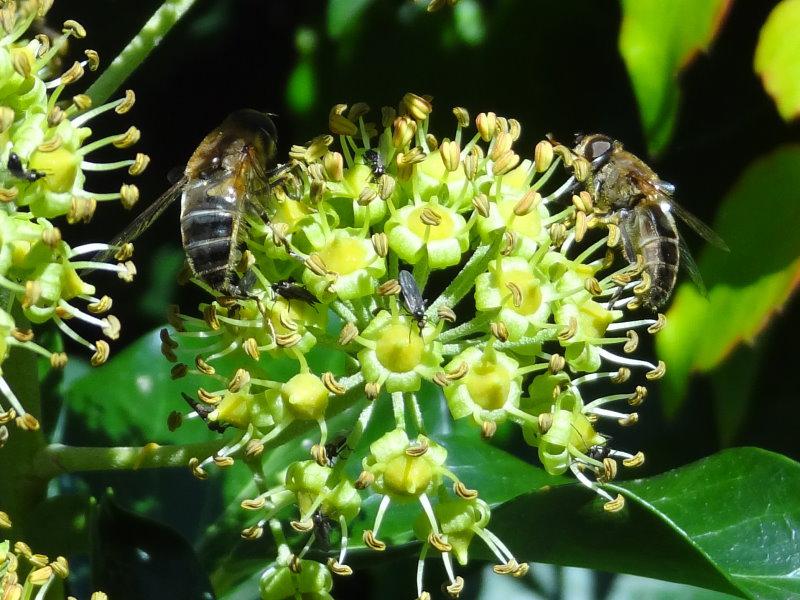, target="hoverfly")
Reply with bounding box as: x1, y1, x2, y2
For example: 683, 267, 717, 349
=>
574, 134, 728, 309
98, 109, 286, 295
